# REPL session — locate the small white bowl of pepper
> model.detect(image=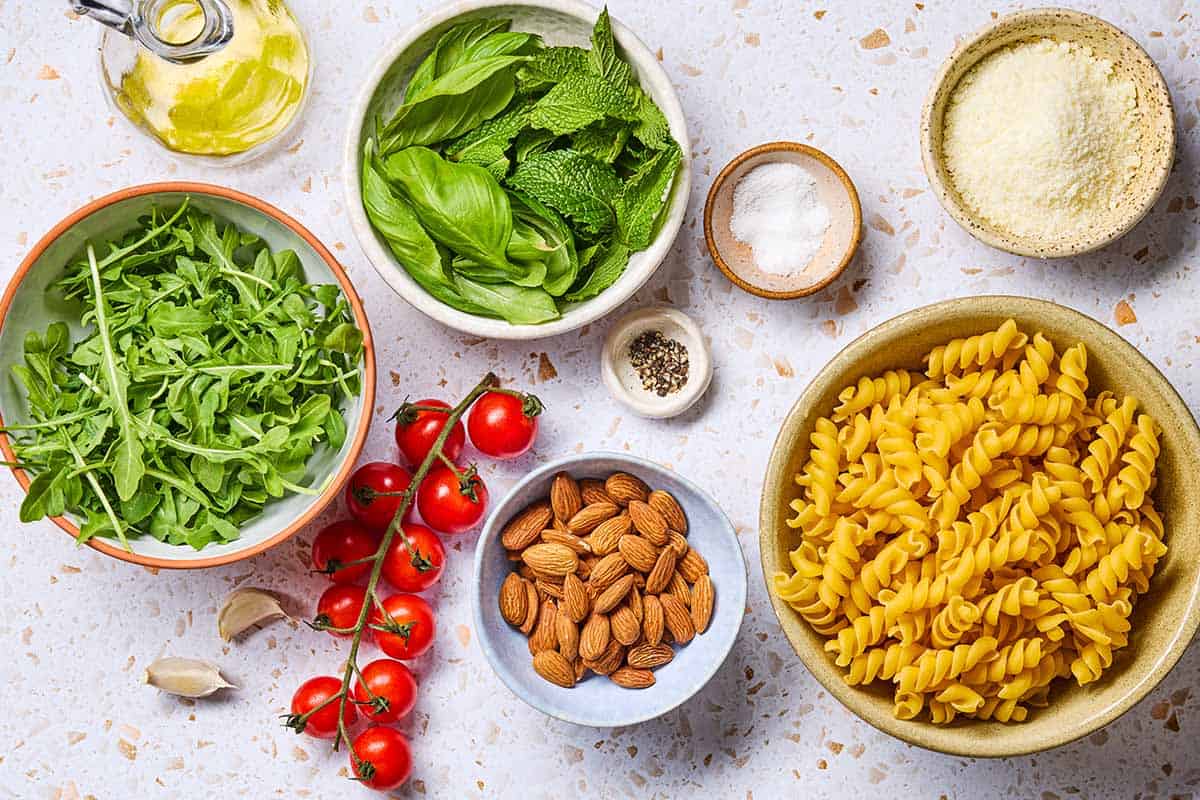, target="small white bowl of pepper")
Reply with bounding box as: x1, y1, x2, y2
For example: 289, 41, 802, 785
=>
601, 307, 712, 419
